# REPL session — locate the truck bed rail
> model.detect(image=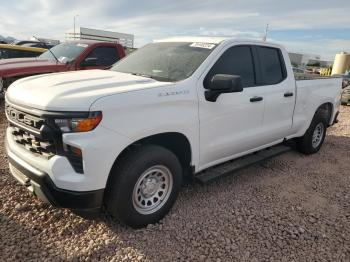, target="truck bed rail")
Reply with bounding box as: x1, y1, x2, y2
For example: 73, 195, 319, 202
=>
294, 73, 345, 81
